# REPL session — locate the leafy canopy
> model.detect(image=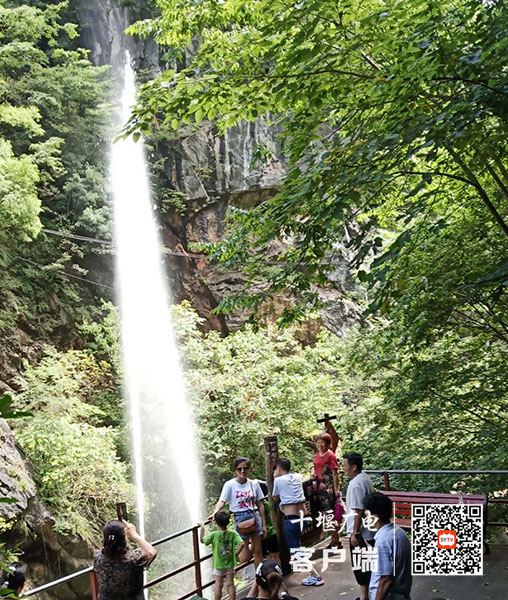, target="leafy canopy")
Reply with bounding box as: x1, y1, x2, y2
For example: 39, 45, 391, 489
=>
127, 0, 508, 323
0, 0, 114, 348
172, 303, 506, 508
126, 1, 508, 496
